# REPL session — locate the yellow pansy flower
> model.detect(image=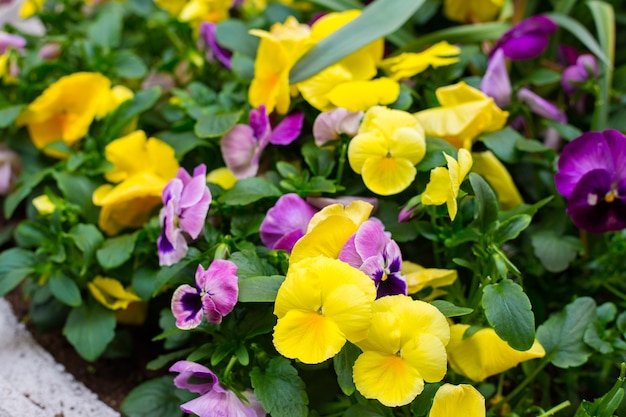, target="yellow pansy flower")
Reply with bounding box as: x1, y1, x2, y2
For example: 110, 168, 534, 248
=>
32, 195, 55, 215
379, 41, 461, 81
353, 295, 450, 407
414, 82, 508, 149
249, 16, 313, 114
19, 0, 45, 19
88, 276, 142, 310
471, 150, 523, 209
402, 261, 457, 297
297, 11, 399, 112
348, 106, 426, 196
16, 72, 117, 157
421, 148, 473, 220
447, 324, 546, 381
92, 130, 179, 235
443, 0, 504, 23
206, 167, 237, 189
289, 200, 373, 264
154, 0, 230, 23
273, 256, 376, 364
430, 383, 486, 417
